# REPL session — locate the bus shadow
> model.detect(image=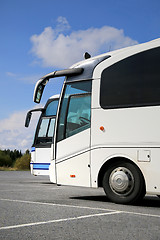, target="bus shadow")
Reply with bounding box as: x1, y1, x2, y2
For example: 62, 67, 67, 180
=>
70, 195, 109, 202
70, 195, 160, 208
137, 196, 160, 207
41, 182, 56, 185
